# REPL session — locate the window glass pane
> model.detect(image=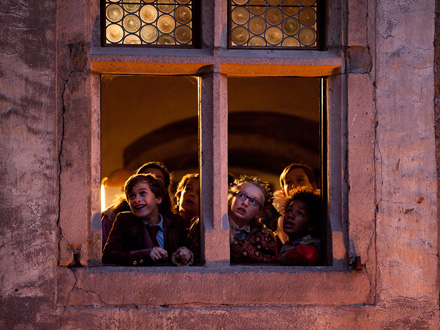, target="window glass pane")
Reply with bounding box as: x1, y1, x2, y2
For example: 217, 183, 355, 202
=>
228, 0, 320, 49
103, 0, 195, 47
228, 77, 323, 265
101, 75, 199, 212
